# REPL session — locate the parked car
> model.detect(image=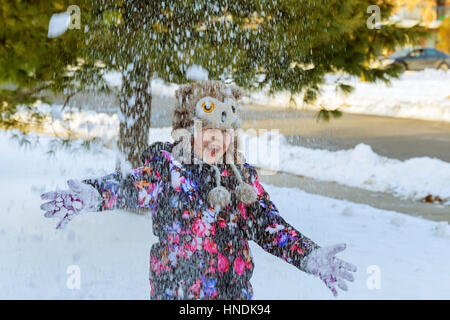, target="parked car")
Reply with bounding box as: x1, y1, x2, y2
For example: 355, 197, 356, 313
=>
381, 47, 450, 71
